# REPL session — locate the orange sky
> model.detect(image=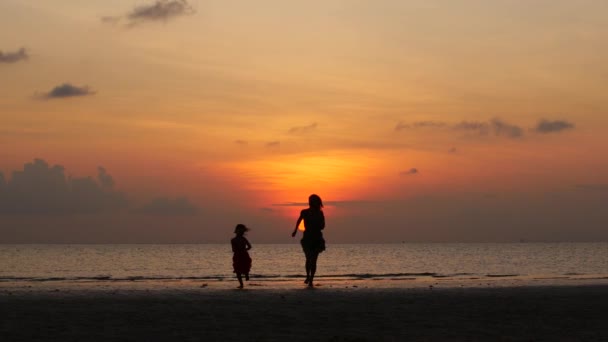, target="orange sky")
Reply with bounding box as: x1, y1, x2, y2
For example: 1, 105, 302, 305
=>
1, 0, 607, 242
